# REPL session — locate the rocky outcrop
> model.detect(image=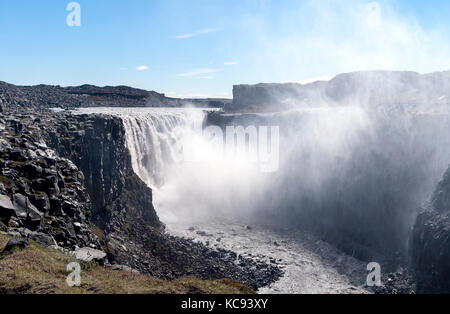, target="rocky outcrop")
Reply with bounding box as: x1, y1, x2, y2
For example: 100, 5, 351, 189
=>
412, 166, 450, 293
230, 71, 450, 112
72, 247, 107, 264
0, 113, 99, 249
43, 113, 162, 232
0, 81, 228, 111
